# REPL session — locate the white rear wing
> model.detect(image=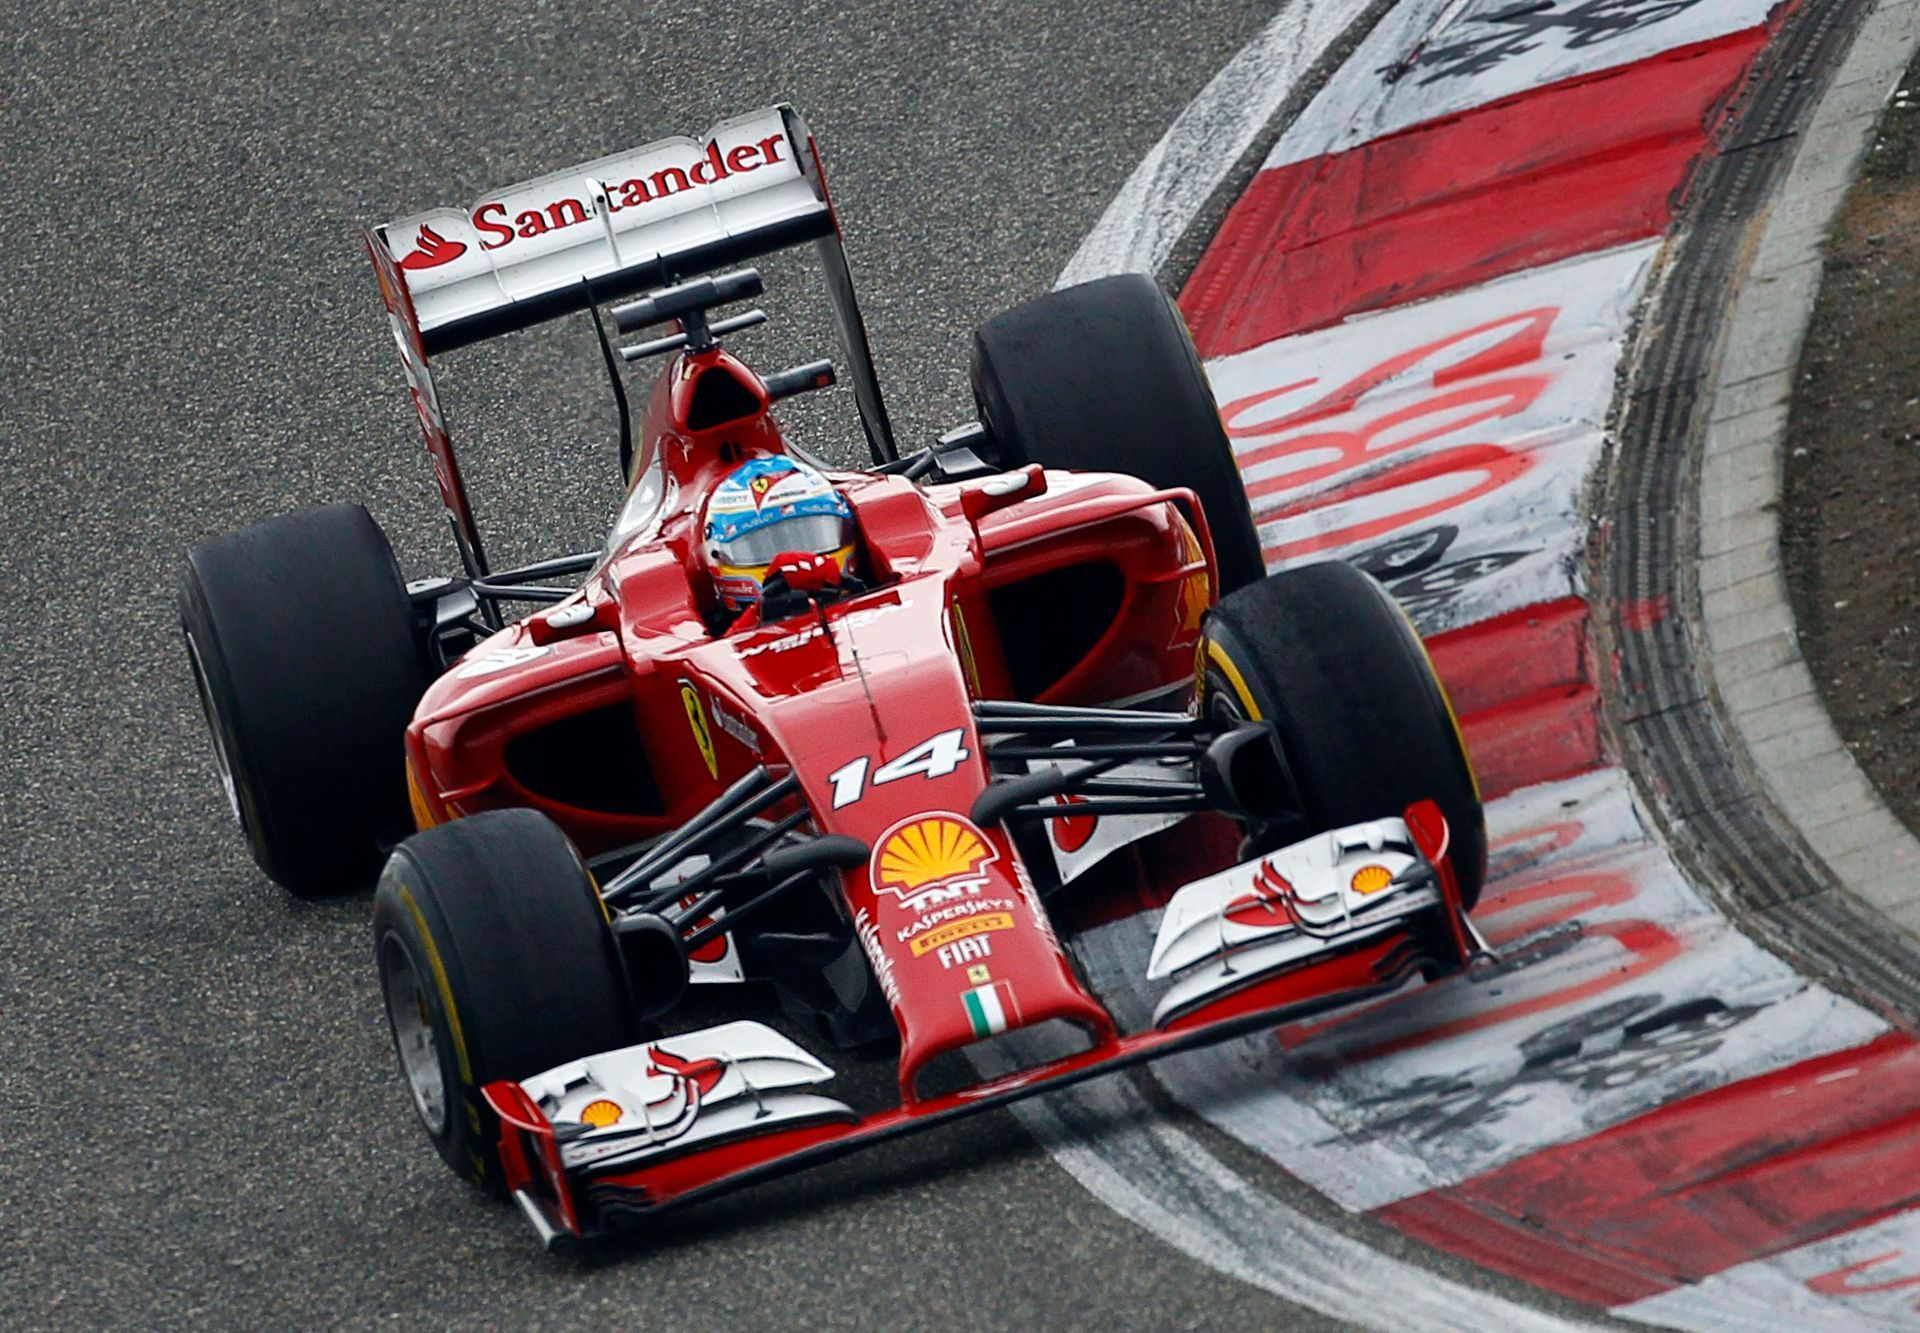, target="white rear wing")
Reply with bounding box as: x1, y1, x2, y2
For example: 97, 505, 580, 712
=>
363, 105, 896, 578
372, 107, 832, 354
